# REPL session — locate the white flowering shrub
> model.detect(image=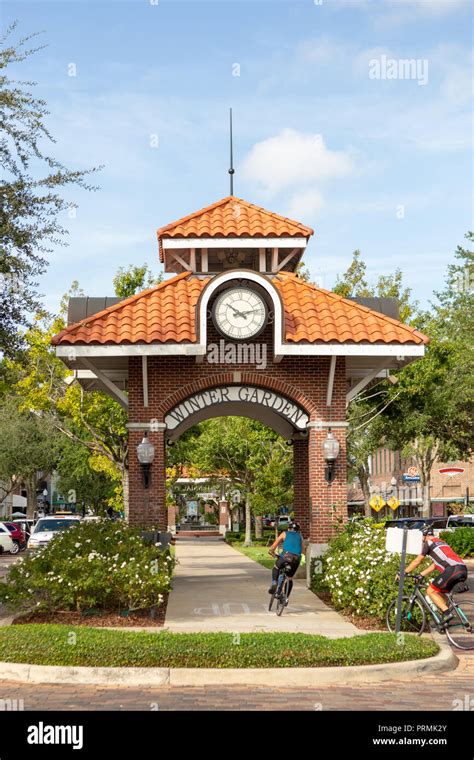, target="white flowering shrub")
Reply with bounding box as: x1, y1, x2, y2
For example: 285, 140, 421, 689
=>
0, 521, 174, 614
315, 519, 416, 621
